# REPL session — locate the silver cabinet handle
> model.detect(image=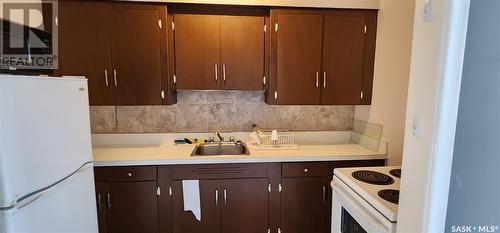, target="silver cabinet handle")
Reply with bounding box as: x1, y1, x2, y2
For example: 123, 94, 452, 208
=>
322, 186, 327, 203
104, 70, 109, 87
215, 189, 219, 207
304, 168, 309, 173
323, 72, 327, 88
127, 172, 132, 177
97, 193, 102, 211
316, 72, 319, 87
223, 64, 226, 82
223, 188, 227, 206
215, 64, 218, 81
106, 193, 112, 210
113, 69, 118, 87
